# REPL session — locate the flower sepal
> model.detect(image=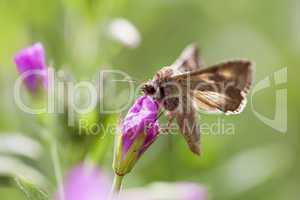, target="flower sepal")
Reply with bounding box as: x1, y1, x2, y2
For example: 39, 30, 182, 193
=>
114, 130, 146, 176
